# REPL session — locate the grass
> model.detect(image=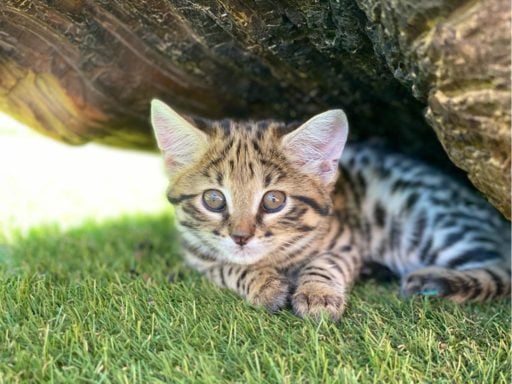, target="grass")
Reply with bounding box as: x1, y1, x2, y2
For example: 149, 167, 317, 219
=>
1, 216, 510, 383
0, 116, 510, 383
